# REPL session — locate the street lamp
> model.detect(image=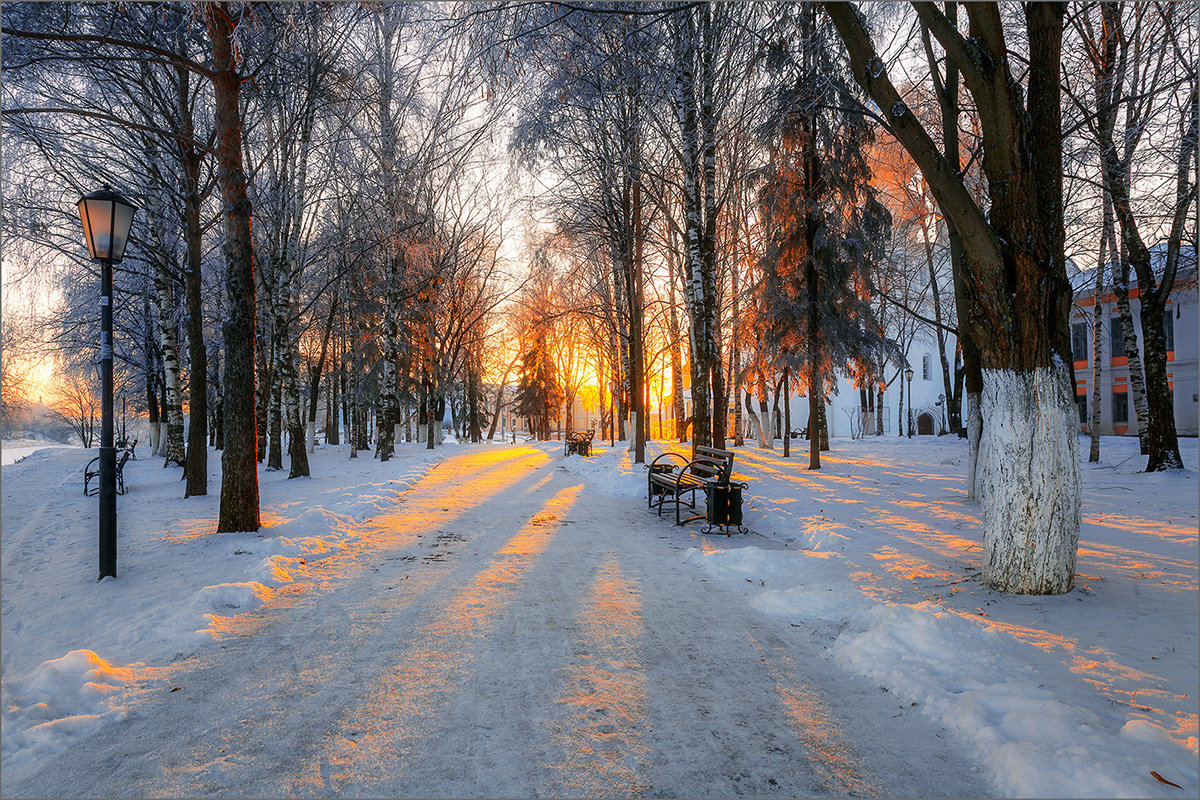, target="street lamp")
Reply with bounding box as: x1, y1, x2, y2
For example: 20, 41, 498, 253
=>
904, 366, 915, 438
77, 187, 136, 580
